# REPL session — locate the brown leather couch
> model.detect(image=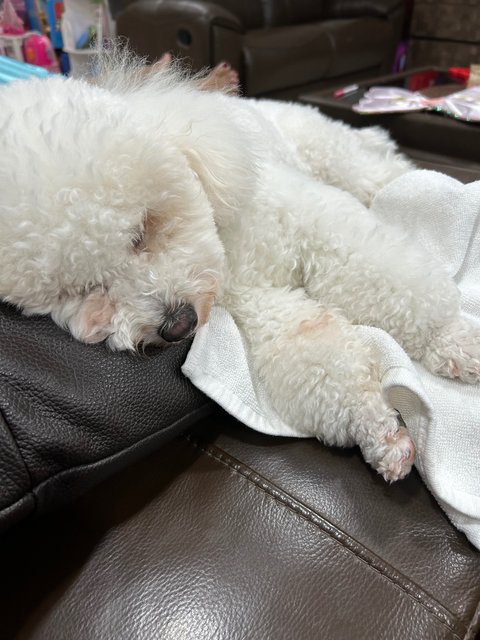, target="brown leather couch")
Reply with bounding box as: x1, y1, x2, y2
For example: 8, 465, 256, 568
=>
2, 416, 480, 639
115, 0, 406, 99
